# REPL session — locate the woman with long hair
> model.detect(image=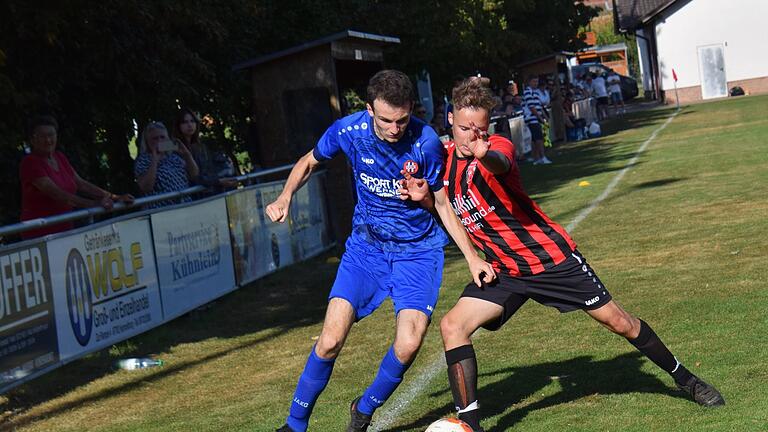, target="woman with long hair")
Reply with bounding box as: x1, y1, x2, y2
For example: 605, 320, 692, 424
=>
172, 108, 237, 193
